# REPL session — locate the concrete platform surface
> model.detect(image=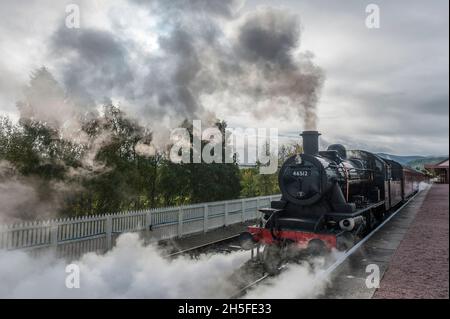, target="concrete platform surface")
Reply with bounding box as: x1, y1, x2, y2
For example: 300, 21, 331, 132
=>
373, 184, 449, 299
